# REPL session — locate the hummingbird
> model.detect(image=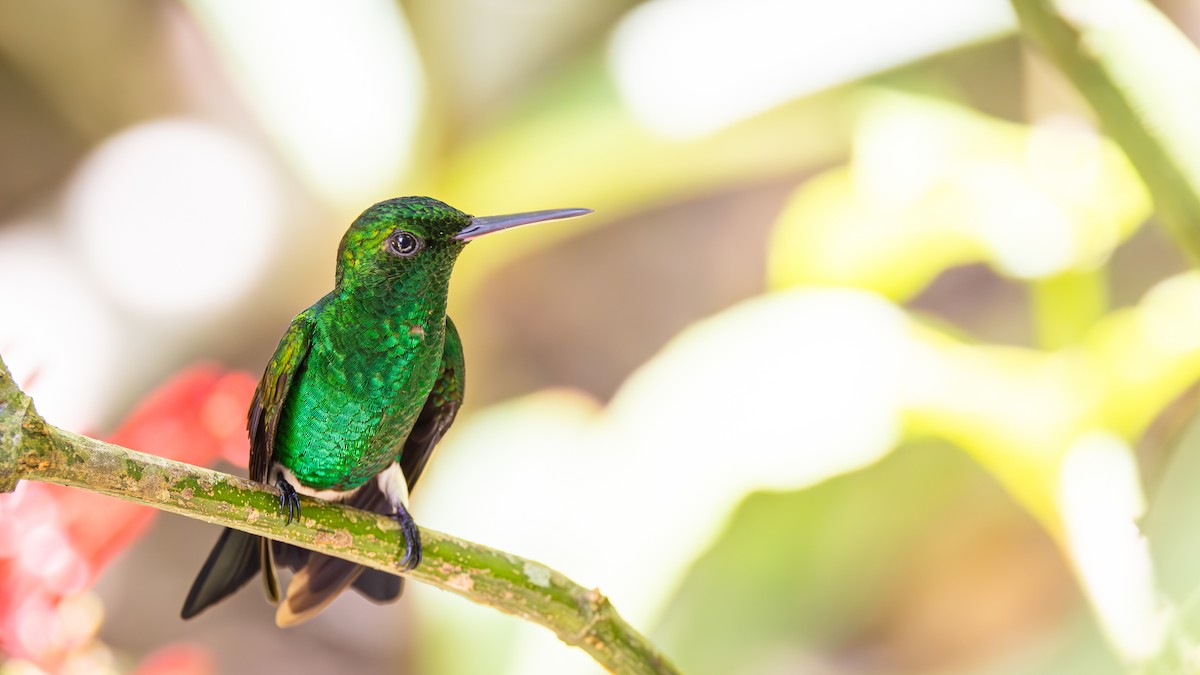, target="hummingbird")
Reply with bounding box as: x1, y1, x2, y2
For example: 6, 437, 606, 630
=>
181, 196, 590, 626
